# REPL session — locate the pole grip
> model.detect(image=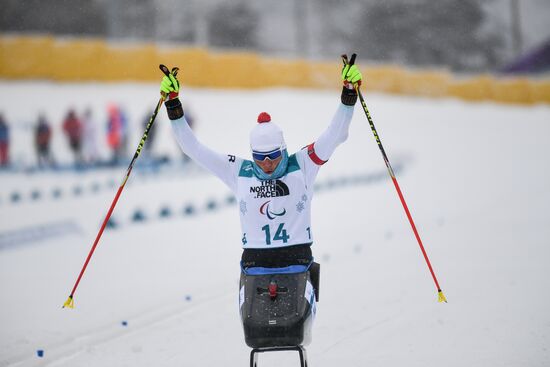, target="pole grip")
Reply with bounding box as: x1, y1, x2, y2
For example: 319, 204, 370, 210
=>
159, 64, 170, 77
159, 64, 180, 77
341, 54, 348, 65
340, 53, 357, 66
